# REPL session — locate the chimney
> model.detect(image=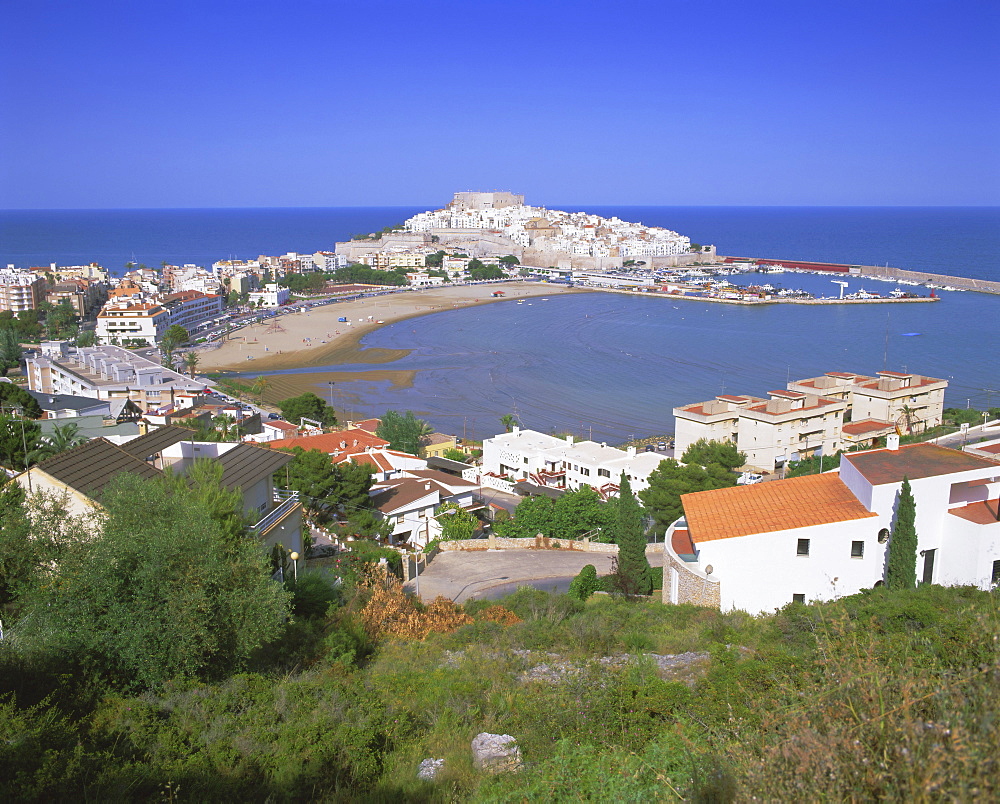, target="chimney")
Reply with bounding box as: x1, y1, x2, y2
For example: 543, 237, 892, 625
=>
887, 433, 900, 451
627, 446, 637, 457
566, 435, 574, 445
